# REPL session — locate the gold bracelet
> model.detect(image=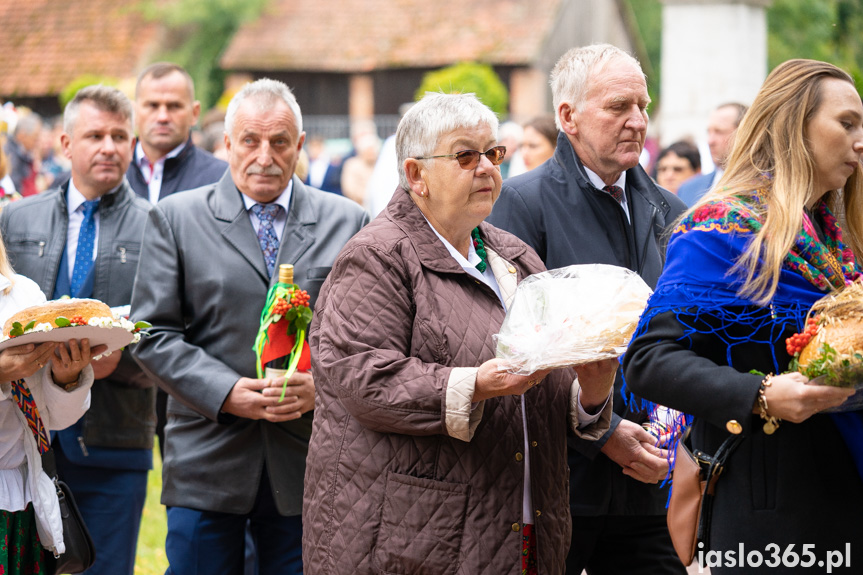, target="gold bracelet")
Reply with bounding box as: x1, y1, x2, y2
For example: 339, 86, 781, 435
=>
54, 377, 79, 392
758, 374, 781, 435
